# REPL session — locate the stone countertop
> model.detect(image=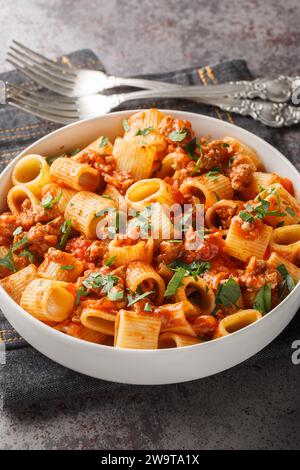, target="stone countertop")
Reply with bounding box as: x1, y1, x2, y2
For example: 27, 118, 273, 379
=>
1, 0, 300, 450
